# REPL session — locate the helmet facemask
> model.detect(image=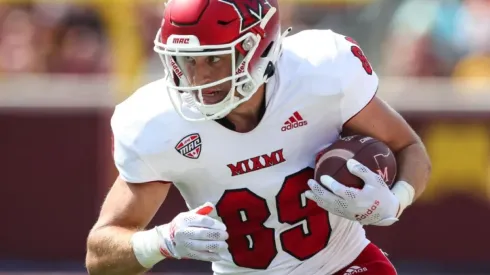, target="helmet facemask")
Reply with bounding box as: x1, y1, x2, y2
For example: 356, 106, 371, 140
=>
154, 4, 287, 121
154, 31, 263, 121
